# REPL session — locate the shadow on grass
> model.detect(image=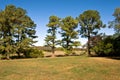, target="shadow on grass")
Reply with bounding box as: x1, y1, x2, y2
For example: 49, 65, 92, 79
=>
90, 54, 120, 60
107, 57, 120, 60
